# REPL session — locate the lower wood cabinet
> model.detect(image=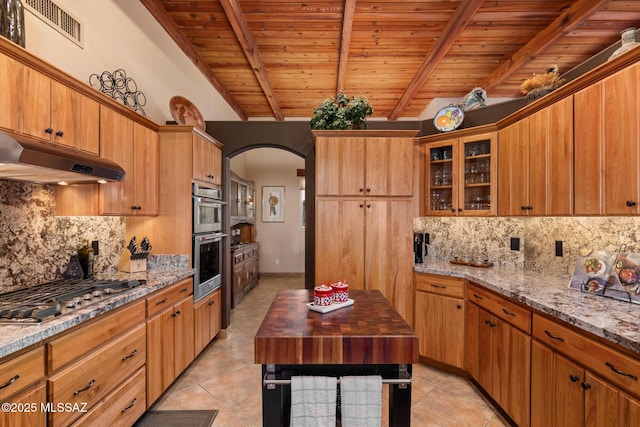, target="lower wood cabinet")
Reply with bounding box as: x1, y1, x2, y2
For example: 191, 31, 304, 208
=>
0, 383, 46, 427
231, 243, 259, 307
194, 288, 222, 355
466, 284, 531, 427
414, 273, 465, 368
531, 313, 640, 427
146, 278, 195, 407
71, 367, 146, 427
